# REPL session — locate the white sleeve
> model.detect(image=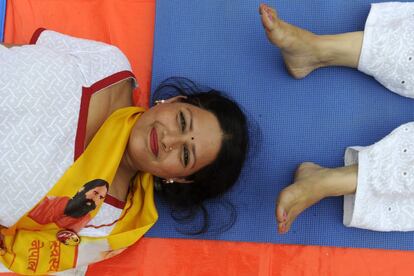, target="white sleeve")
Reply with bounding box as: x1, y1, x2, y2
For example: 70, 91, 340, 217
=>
358, 2, 414, 98
34, 30, 134, 86
343, 122, 414, 231
55, 266, 88, 276
0, 261, 10, 272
